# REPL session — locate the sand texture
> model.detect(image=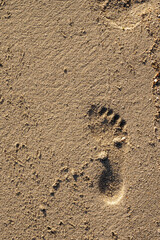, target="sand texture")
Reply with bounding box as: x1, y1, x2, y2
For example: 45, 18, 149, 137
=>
0, 0, 160, 239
